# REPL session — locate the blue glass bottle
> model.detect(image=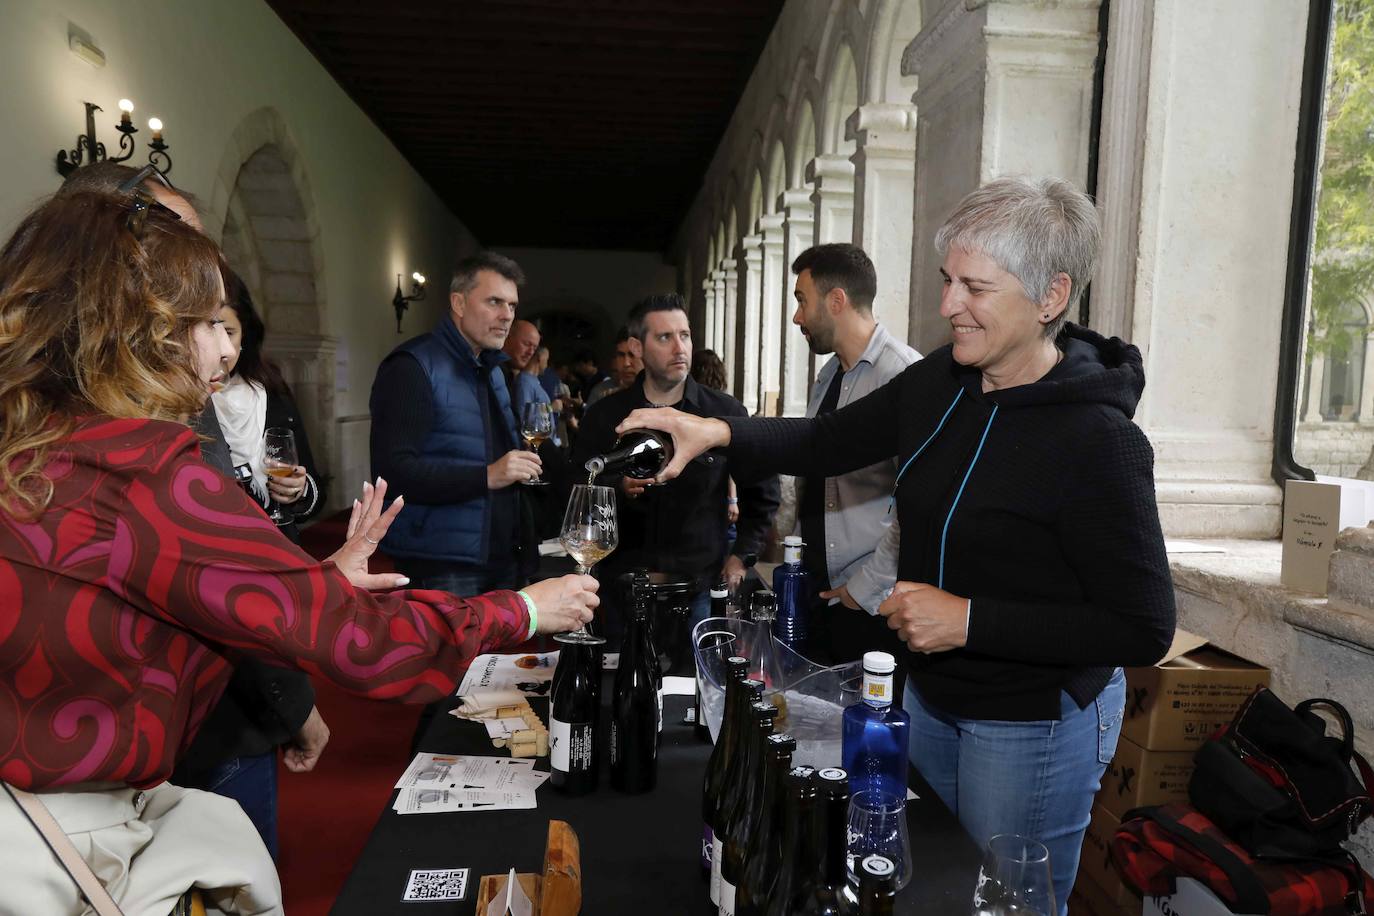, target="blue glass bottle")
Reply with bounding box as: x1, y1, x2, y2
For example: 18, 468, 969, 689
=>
772, 535, 811, 652
841, 652, 910, 802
